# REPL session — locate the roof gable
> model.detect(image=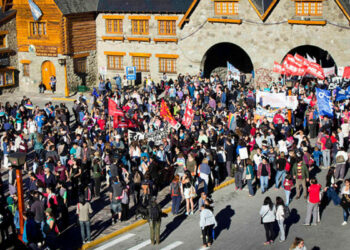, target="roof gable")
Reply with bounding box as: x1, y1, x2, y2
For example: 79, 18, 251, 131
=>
248, 0, 279, 21
335, 0, 350, 22
98, 0, 193, 13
